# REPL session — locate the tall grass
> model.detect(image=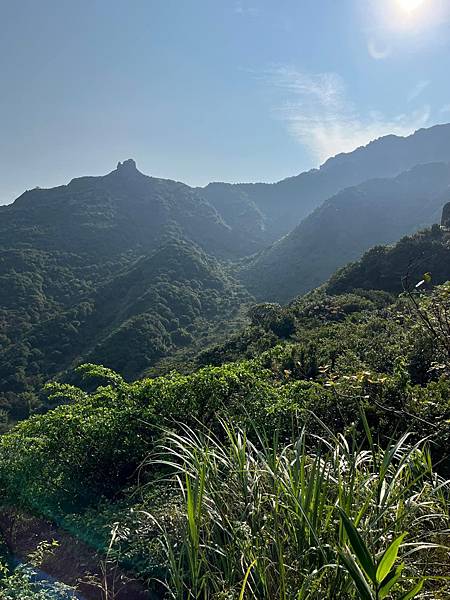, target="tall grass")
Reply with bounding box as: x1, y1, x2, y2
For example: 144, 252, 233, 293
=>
147, 416, 450, 599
